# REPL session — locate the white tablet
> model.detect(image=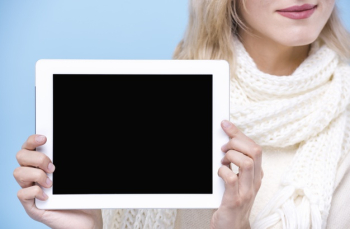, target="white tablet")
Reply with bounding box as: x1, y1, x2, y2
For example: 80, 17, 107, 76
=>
35, 59, 230, 210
